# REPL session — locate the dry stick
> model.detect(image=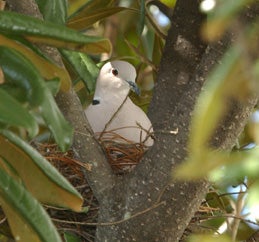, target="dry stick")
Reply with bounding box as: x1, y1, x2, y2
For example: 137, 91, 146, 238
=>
52, 201, 166, 227
45, 155, 92, 171
52, 183, 170, 227
231, 187, 246, 241
99, 94, 129, 140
